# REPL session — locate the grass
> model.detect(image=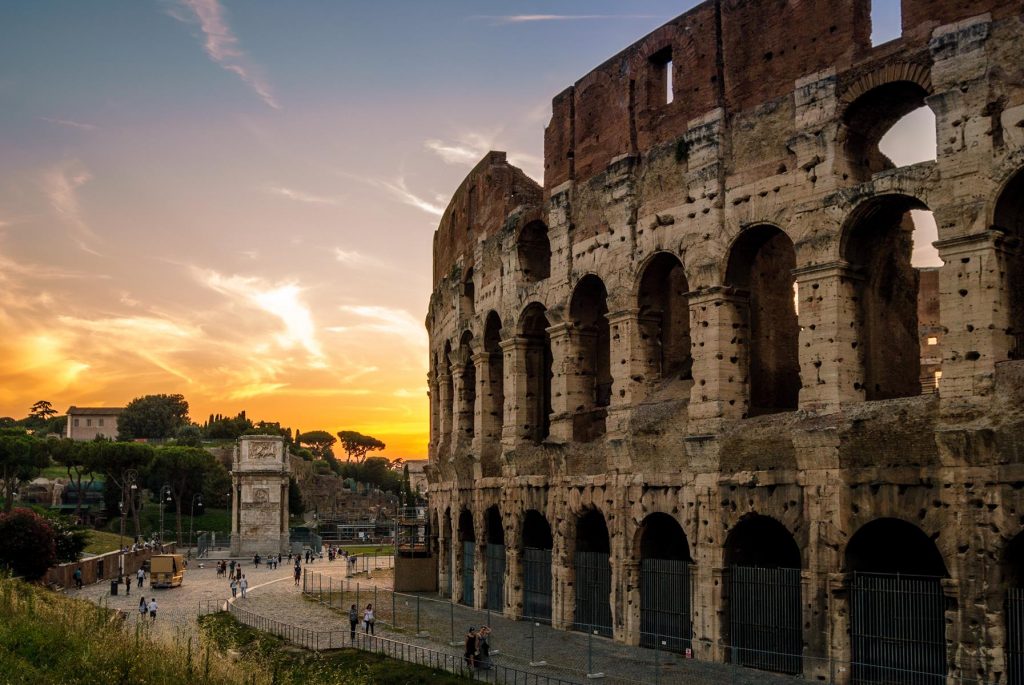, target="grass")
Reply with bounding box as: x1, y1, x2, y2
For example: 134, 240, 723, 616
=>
83, 529, 125, 555
105, 507, 232, 541
332, 544, 395, 556
198, 612, 468, 684
0, 576, 245, 684
38, 465, 104, 483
